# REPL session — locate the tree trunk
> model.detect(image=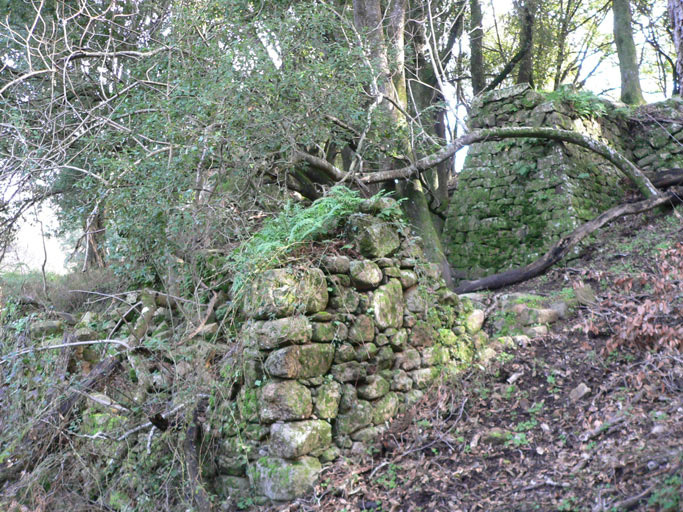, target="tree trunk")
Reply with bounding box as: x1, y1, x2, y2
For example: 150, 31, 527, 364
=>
470, 0, 485, 95
670, 0, 683, 96
515, 0, 536, 86
353, 0, 452, 283
613, 0, 646, 105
